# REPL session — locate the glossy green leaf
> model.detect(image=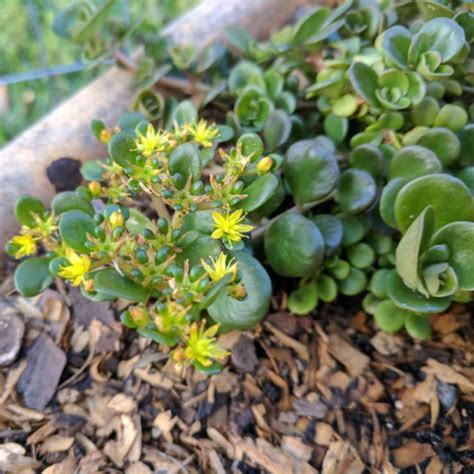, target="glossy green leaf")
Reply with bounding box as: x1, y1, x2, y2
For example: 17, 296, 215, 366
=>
93, 268, 148, 303
59, 210, 95, 253
208, 252, 271, 331
15, 195, 46, 228
237, 133, 264, 160
389, 145, 441, 180
346, 242, 375, 269
264, 213, 325, 277
374, 299, 408, 333
348, 62, 379, 107
81, 159, 106, 181
411, 96, 440, 127
416, 127, 461, 165
309, 214, 343, 257
126, 209, 152, 235
456, 167, 474, 195
431, 222, 474, 290
169, 143, 202, 182
292, 6, 330, 45
284, 140, 339, 205
434, 104, 468, 132
118, 112, 146, 134
228, 61, 265, 96
14, 257, 53, 297
108, 132, 137, 167
175, 233, 221, 267
404, 313, 432, 340
349, 144, 384, 176
458, 124, 474, 167
52, 192, 94, 216
316, 274, 338, 302
173, 100, 198, 126
370, 269, 391, 299
264, 110, 292, 152
394, 174, 474, 233
137, 327, 179, 346
338, 267, 367, 296
382, 25, 411, 69
288, 282, 318, 315
379, 177, 408, 229
335, 169, 377, 214
324, 113, 348, 144
182, 210, 215, 234
240, 174, 279, 212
